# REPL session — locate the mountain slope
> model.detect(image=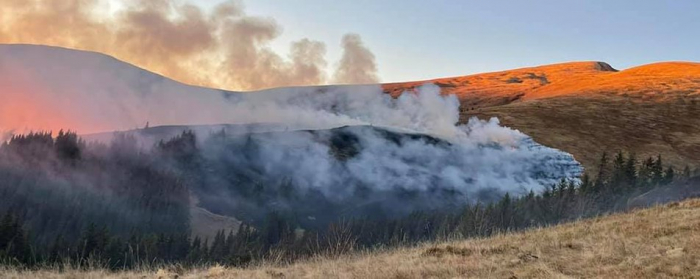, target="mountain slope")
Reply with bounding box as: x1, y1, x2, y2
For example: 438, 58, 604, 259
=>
384, 61, 700, 172
2, 44, 698, 173
384, 61, 619, 108
0, 44, 236, 134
